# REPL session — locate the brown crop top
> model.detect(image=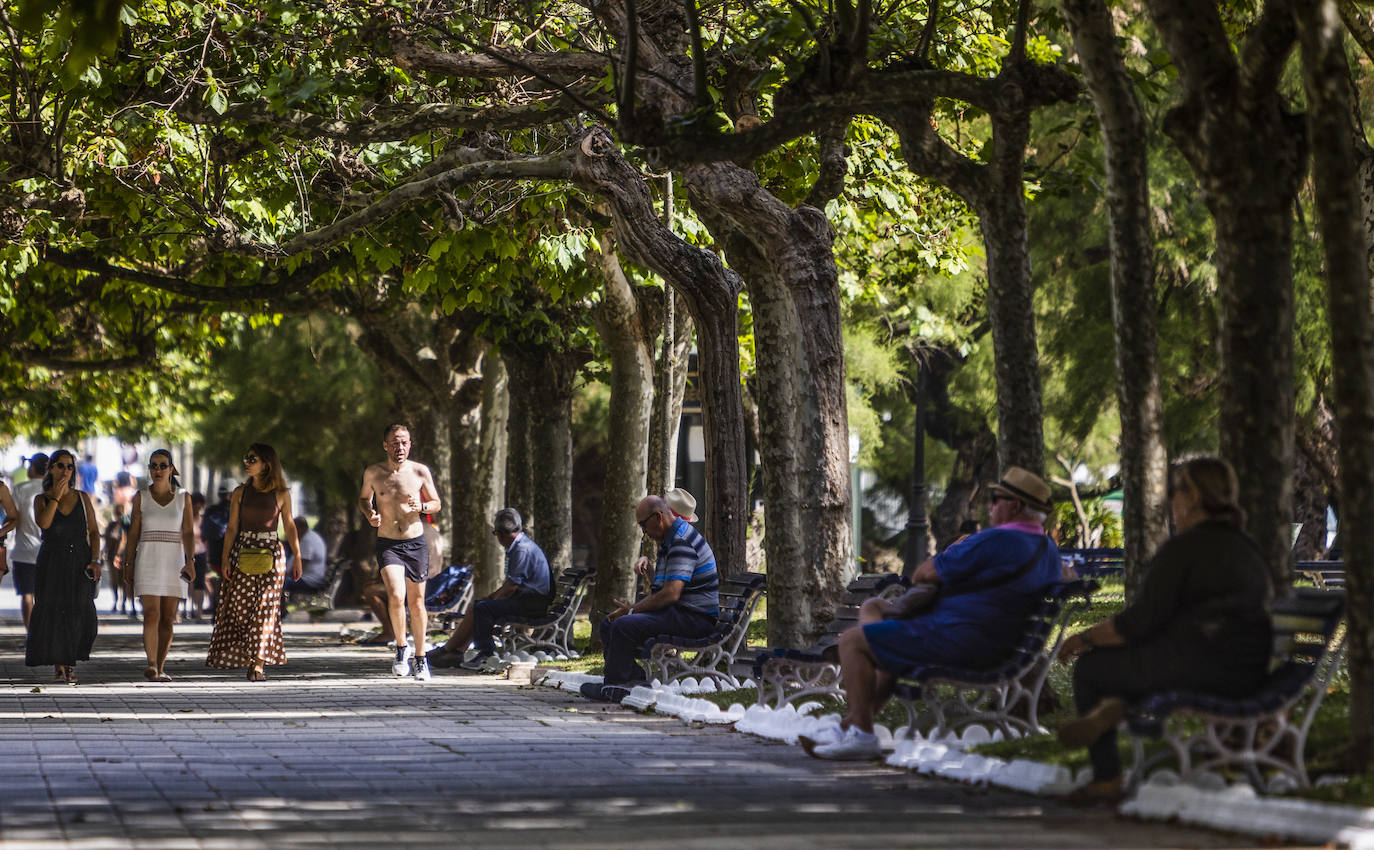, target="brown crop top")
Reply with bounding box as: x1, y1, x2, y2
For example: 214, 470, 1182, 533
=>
237, 482, 281, 533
